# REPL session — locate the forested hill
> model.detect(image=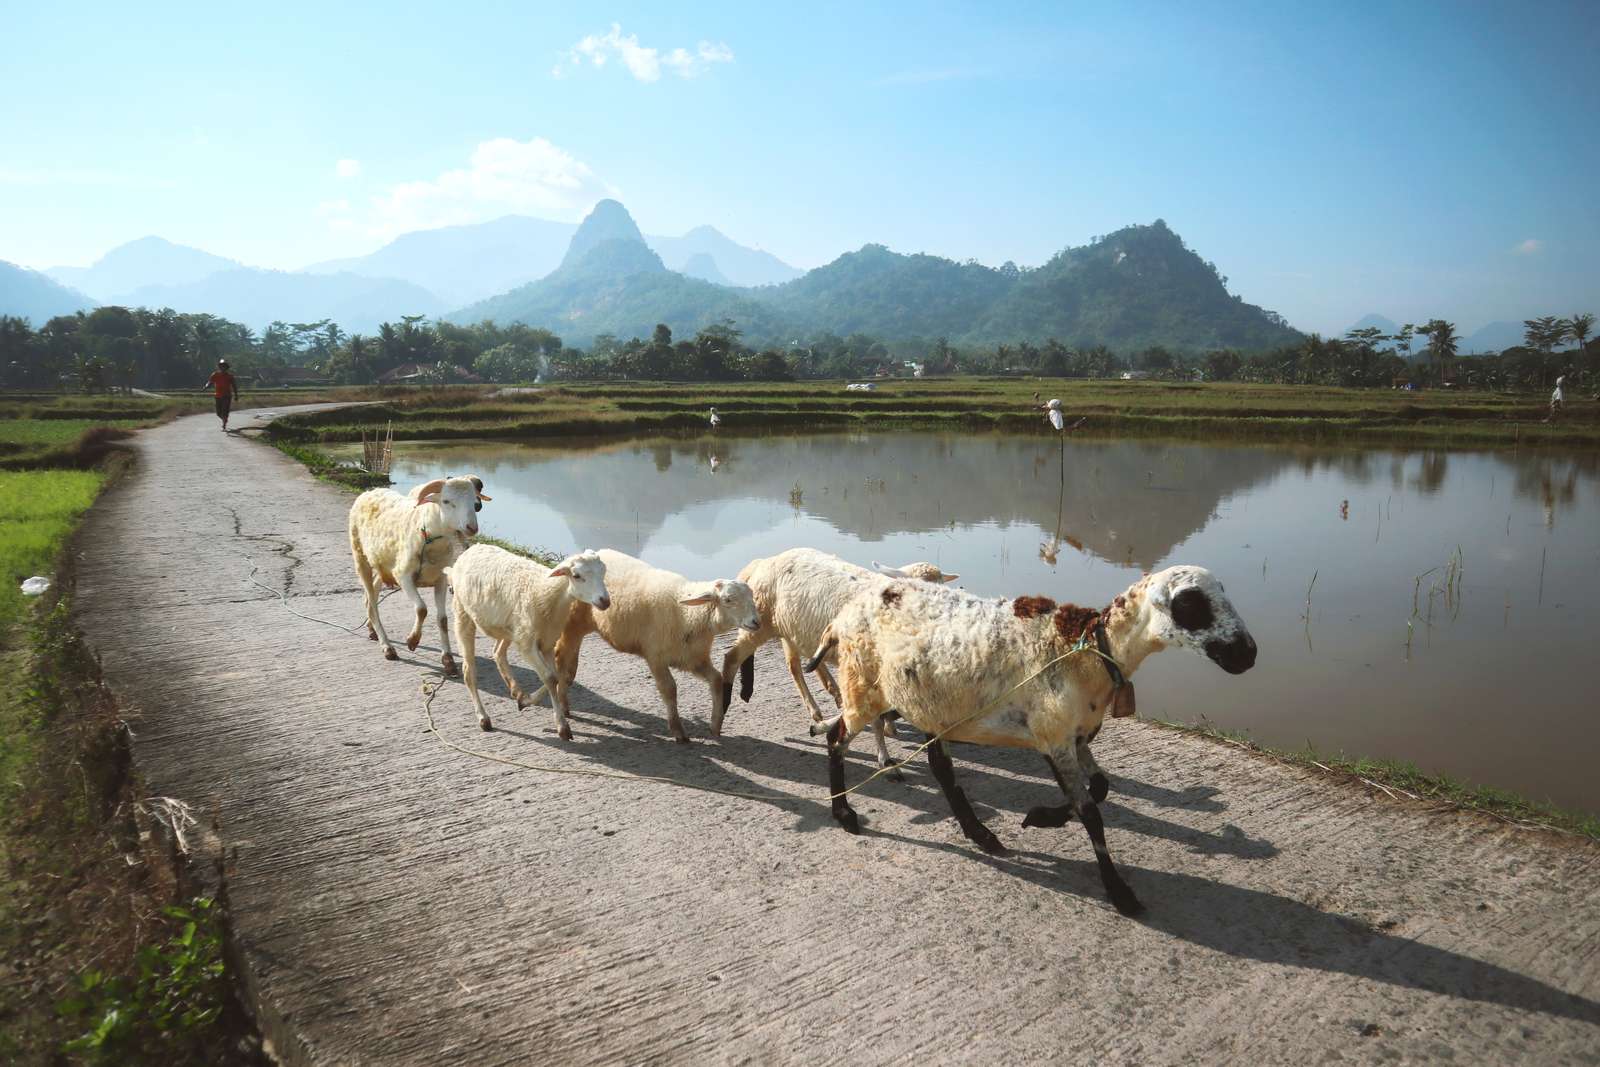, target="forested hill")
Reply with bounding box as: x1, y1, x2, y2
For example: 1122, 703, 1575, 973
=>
451, 203, 1302, 351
